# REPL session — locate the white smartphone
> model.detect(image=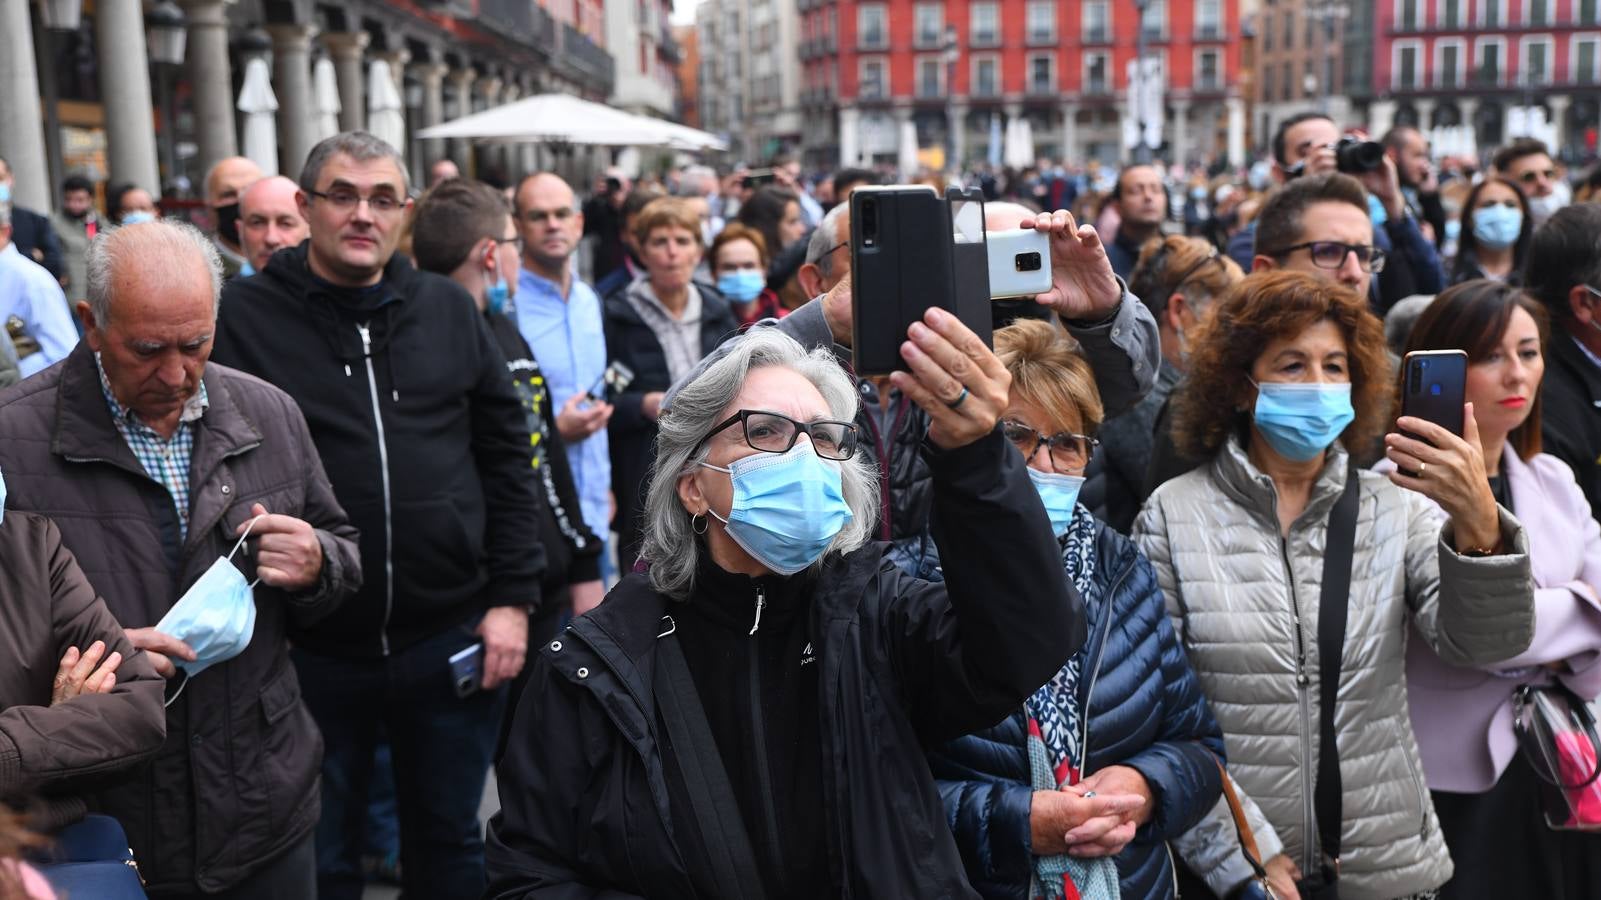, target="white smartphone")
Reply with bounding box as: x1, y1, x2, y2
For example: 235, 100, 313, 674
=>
986, 228, 1052, 299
